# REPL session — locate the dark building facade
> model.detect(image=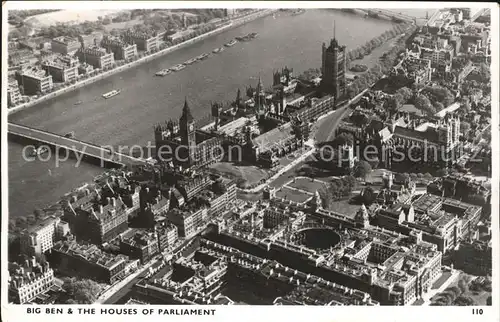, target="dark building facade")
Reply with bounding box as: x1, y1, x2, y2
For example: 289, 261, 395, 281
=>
321, 25, 347, 100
